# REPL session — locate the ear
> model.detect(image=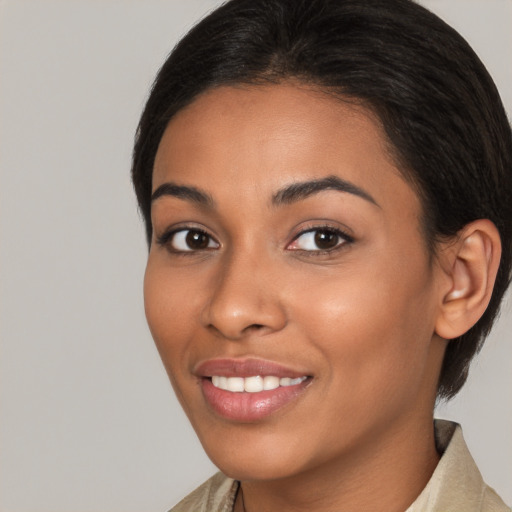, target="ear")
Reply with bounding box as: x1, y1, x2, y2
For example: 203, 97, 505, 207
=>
435, 219, 501, 340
